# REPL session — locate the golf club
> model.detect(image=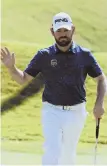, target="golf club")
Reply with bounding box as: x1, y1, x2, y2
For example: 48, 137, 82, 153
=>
94, 118, 100, 165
